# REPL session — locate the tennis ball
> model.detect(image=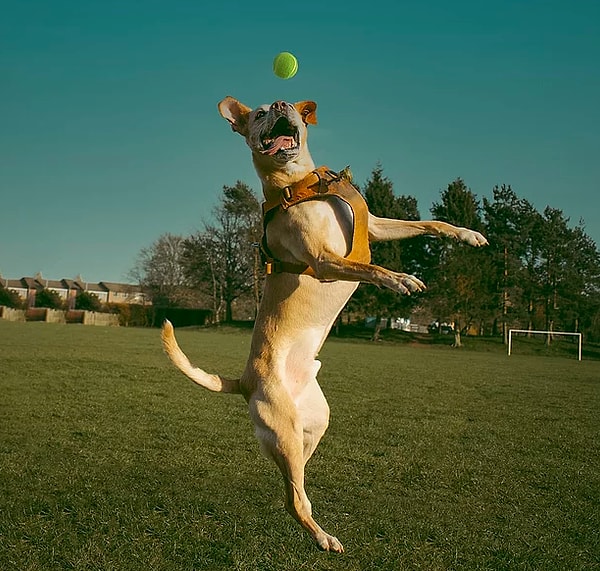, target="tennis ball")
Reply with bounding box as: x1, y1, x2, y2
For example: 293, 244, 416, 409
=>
273, 52, 298, 79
